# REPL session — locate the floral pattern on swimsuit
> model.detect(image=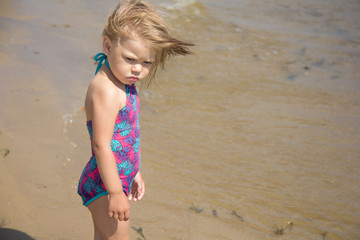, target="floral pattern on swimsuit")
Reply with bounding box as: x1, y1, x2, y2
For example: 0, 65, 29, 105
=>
77, 84, 141, 206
